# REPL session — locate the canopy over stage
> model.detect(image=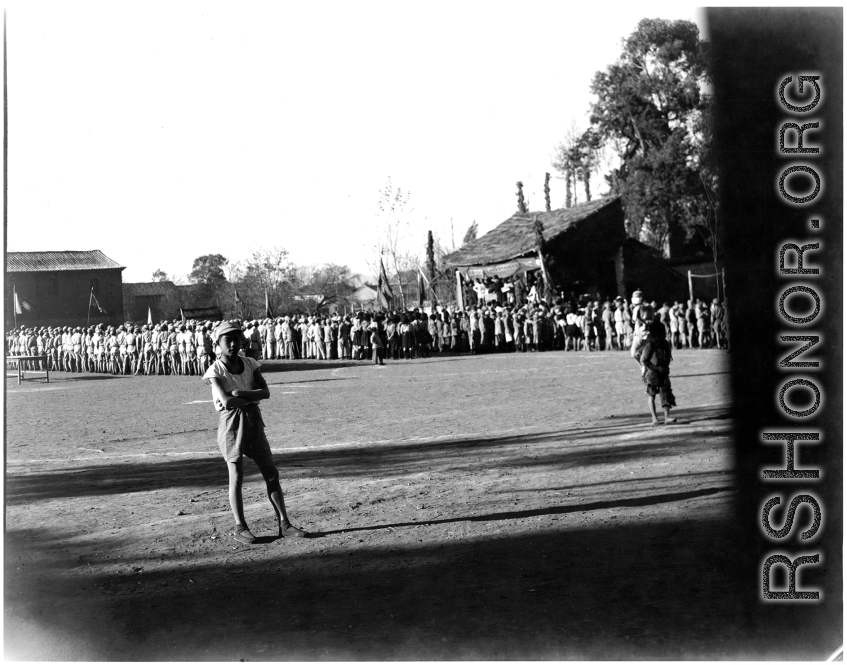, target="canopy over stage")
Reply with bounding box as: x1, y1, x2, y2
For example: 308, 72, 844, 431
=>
456, 257, 540, 280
